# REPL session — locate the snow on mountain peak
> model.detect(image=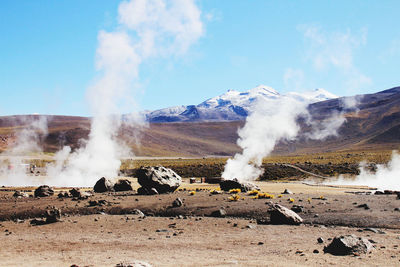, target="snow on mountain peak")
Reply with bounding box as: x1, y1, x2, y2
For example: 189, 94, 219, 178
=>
146, 85, 338, 122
